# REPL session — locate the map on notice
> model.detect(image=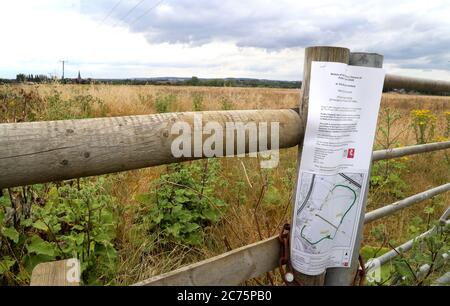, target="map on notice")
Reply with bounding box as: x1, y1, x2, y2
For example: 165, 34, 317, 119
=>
291, 61, 385, 275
